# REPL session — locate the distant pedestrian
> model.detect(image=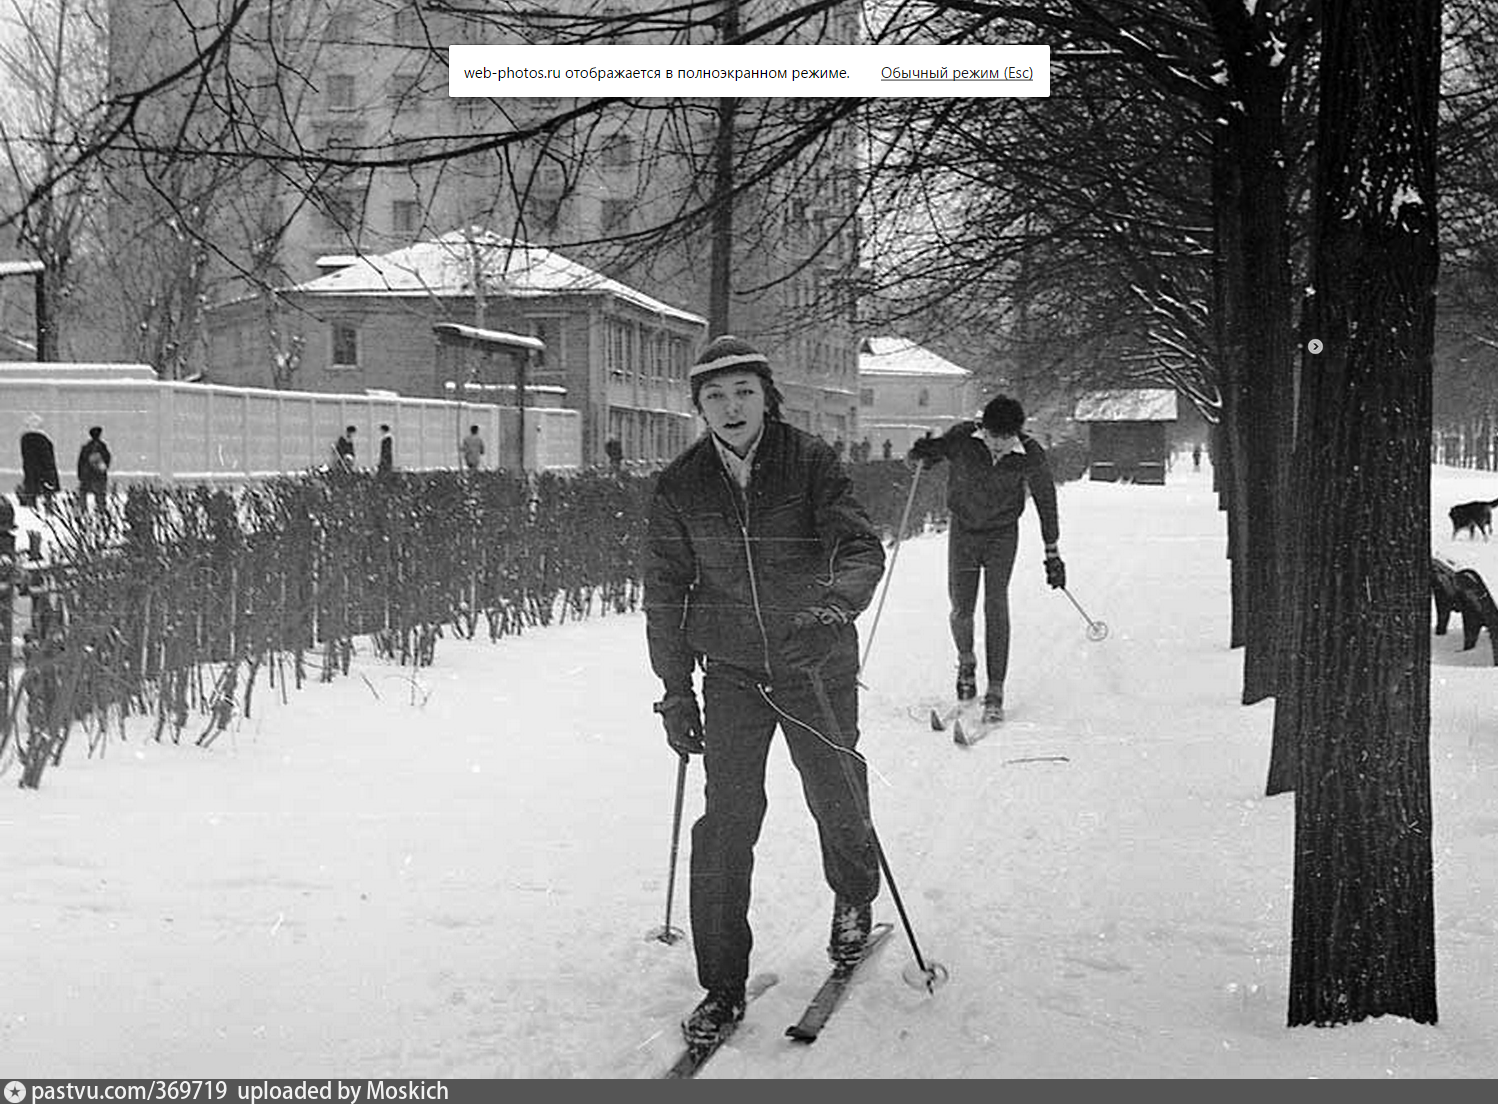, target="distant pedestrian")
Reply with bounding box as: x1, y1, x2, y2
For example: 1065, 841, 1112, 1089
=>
333, 425, 356, 471
605, 437, 624, 474
461, 424, 486, 471
377, 424, 394, 475
1192, 442, 1202, 472
18, 414, 59, 508
882, 439, 893, 461
76, 425, 112, 515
